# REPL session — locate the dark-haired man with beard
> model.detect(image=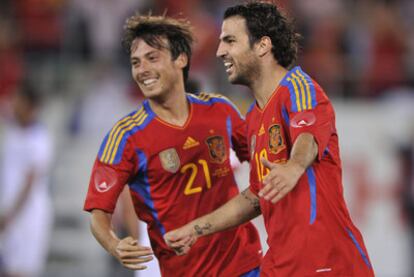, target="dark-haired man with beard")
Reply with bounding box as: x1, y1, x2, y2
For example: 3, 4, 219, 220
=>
165, 2, 374, 276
